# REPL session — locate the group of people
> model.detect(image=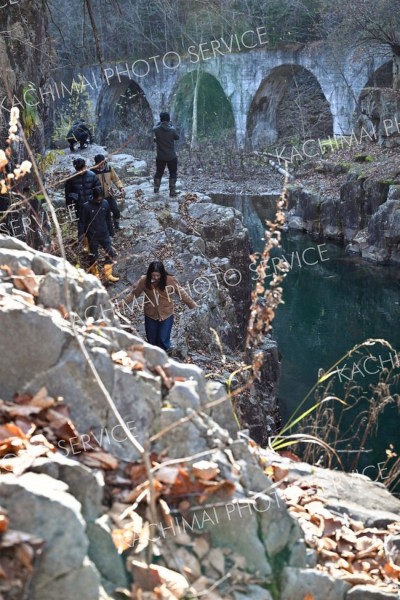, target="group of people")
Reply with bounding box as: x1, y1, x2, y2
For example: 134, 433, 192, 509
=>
64, 153, 124, 282
64, 111, 194, 351
67, 111, 180, 197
